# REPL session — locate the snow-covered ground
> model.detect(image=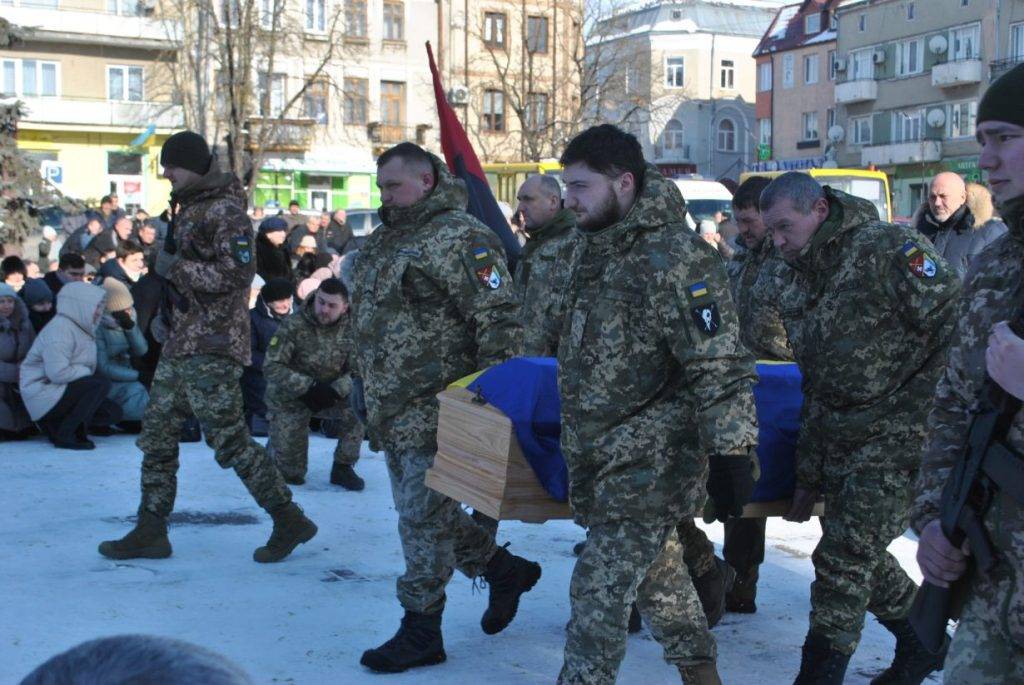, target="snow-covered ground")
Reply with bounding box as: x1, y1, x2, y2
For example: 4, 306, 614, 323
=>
1, 435, 937, 684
